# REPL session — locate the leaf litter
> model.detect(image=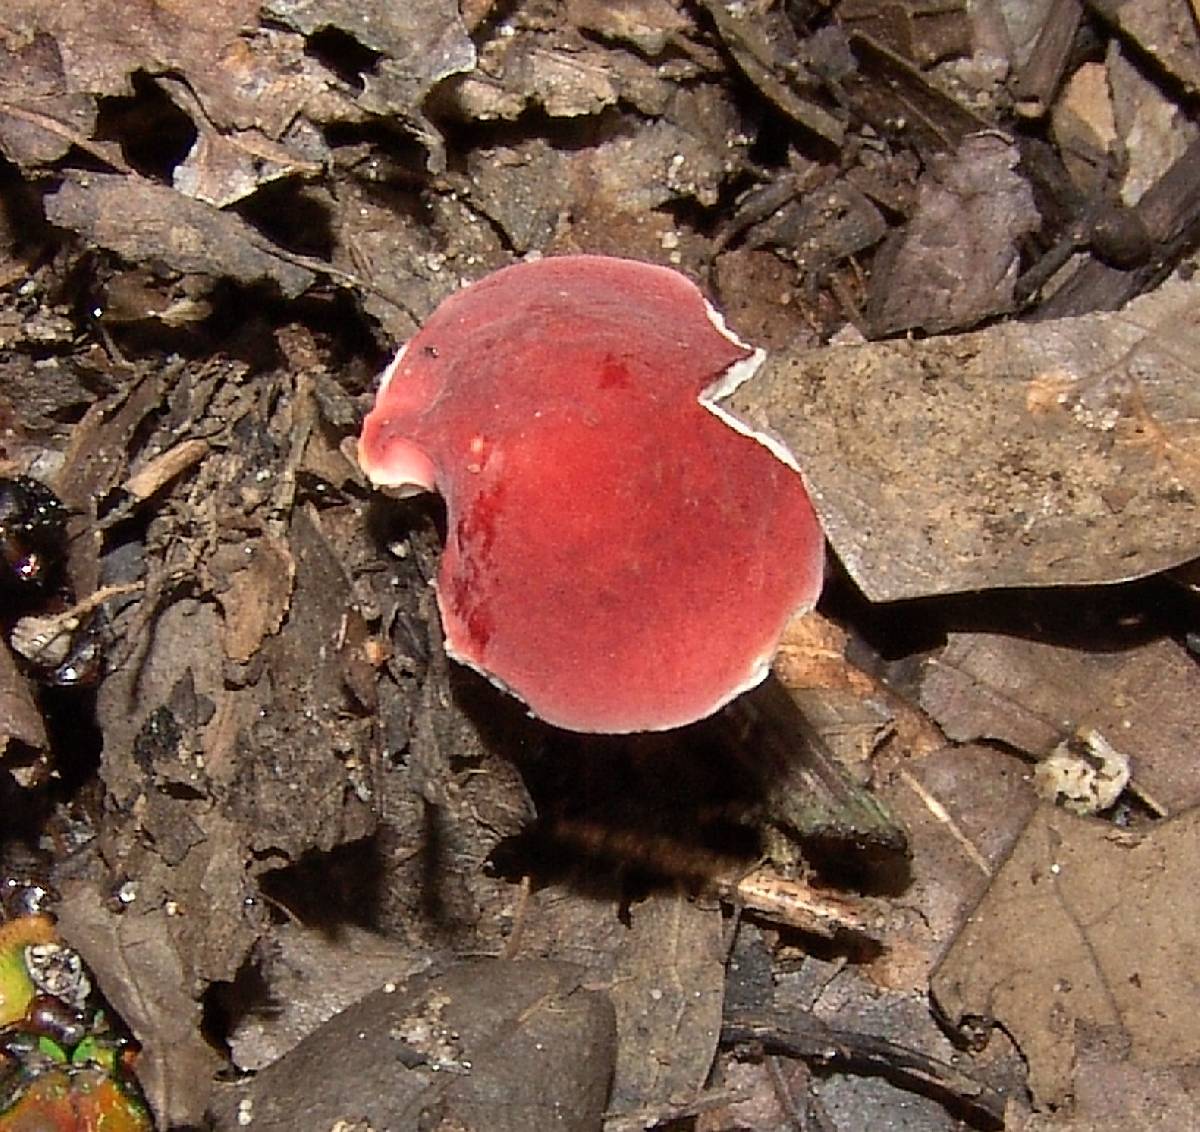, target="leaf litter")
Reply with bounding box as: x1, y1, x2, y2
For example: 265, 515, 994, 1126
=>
0, 0, 1199, 1129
